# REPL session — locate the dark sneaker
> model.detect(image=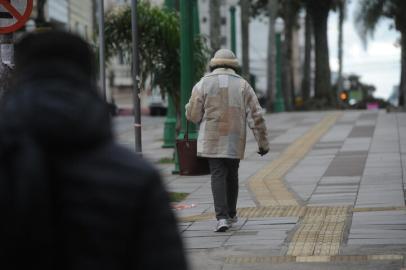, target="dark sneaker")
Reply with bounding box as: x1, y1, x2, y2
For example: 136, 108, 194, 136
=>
214, 219, 229, 232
